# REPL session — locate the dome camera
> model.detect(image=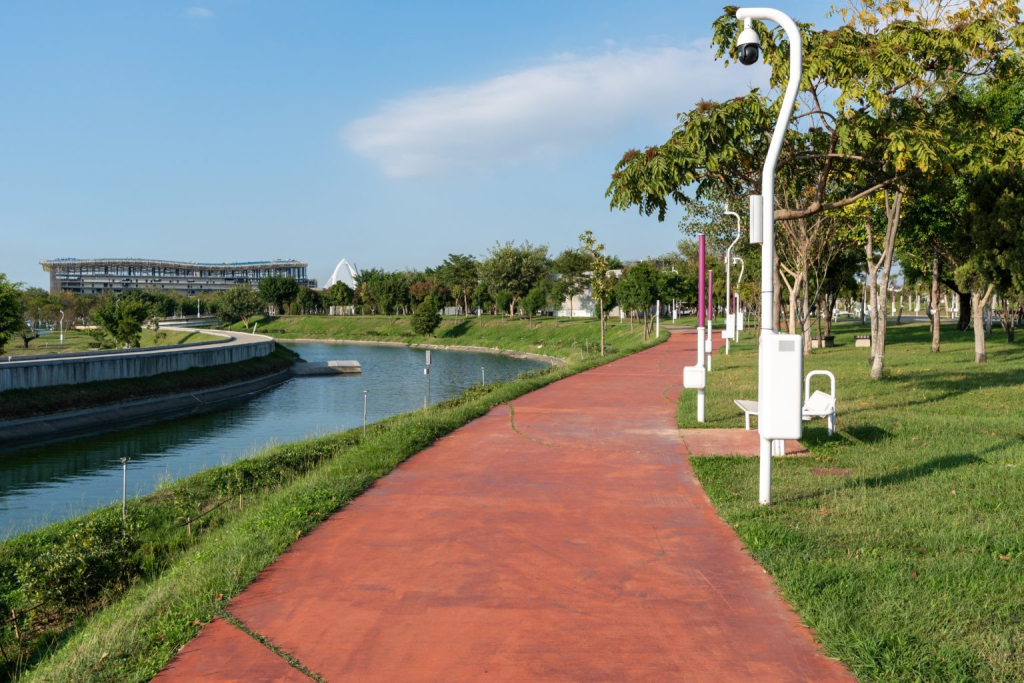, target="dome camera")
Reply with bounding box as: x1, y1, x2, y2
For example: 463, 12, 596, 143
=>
736, 18, 761, 66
